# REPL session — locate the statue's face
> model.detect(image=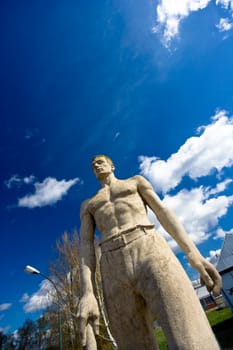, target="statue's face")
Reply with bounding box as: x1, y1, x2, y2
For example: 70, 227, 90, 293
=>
92, 156, 114, 179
